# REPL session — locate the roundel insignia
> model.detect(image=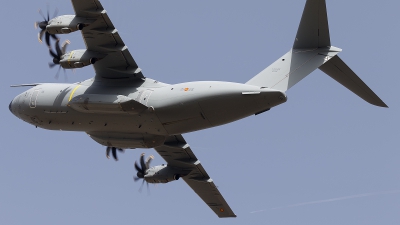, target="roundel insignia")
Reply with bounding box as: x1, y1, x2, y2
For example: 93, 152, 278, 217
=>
220, 208, 224, 212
